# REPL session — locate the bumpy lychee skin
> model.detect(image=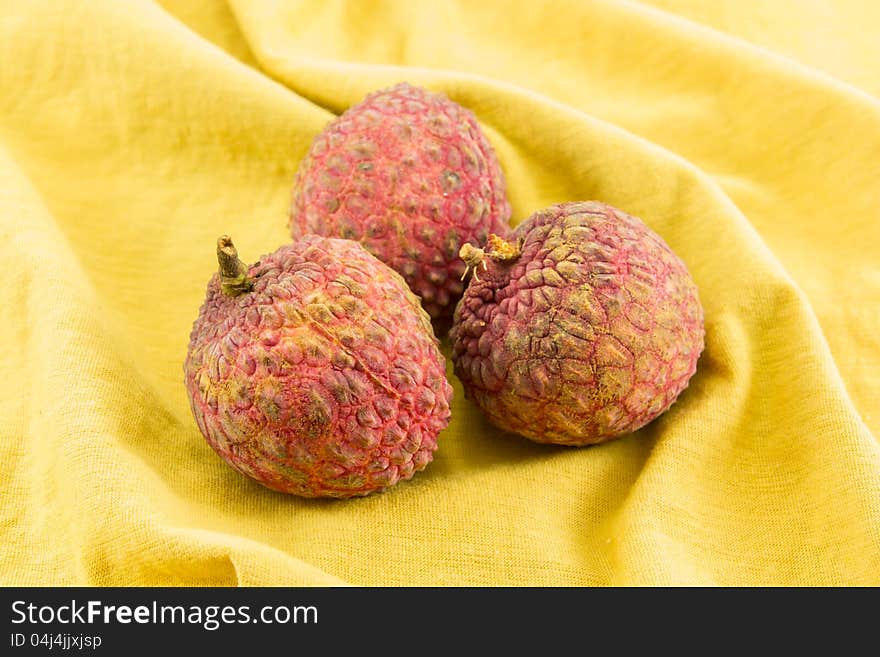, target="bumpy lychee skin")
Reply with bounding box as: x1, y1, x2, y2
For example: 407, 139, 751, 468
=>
290, 82, 512, 319
184, 235, 453, 498
450, 202, 704, 446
